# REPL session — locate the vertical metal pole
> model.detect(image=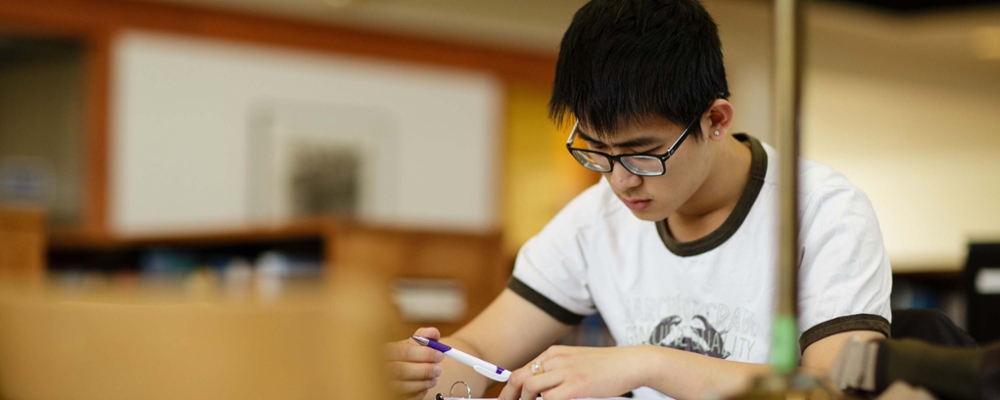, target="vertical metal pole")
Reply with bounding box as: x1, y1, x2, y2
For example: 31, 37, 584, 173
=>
771, 0, 804, 375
